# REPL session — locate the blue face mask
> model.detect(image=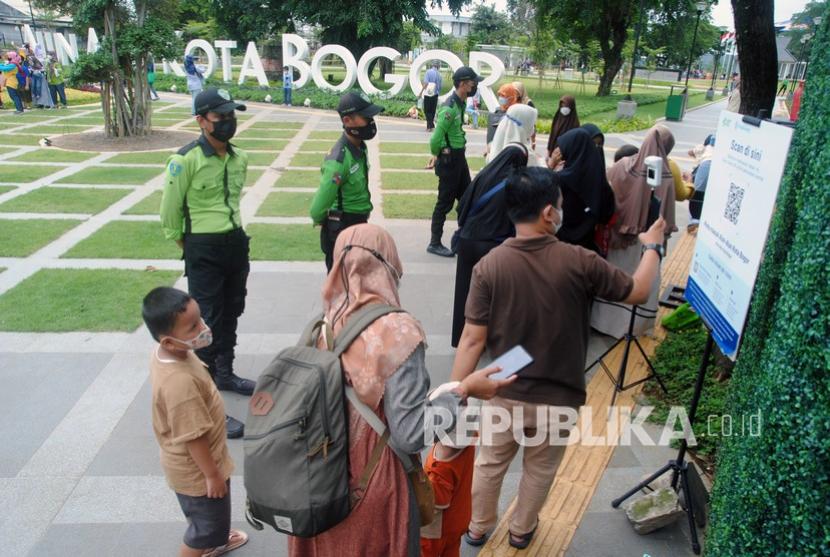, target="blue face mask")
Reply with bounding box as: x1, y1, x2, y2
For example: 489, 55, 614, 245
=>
498, 96, 509, 106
